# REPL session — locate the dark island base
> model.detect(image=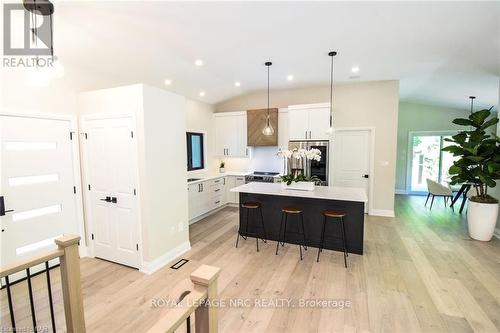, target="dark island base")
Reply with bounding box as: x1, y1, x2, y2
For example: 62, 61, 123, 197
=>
238, 192, 365, 255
